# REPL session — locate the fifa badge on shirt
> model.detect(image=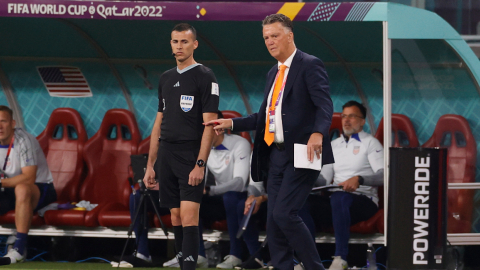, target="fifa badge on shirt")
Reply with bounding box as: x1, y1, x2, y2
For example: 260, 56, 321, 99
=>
353, 146, 360, 155
180, 95, 194, 112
